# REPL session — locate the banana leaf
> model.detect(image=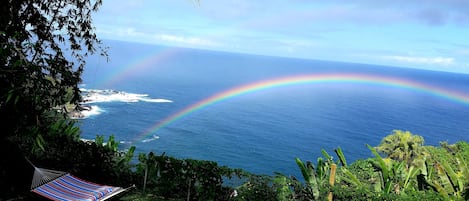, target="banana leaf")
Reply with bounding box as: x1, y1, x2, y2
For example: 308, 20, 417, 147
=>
295, 157, 319, 200
341, 167, 363, 188
334, 147, 347, 167
367, 144, 392, 194
440, 158, 463, 193
433, 162, 456, 195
